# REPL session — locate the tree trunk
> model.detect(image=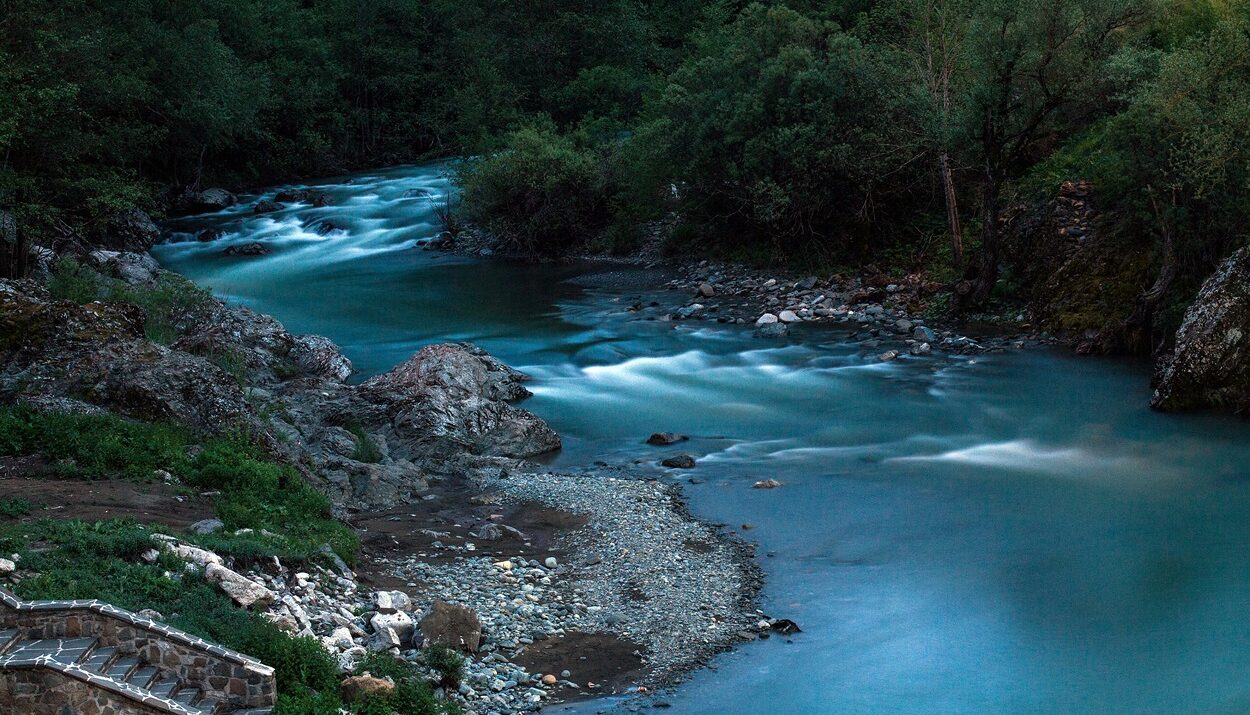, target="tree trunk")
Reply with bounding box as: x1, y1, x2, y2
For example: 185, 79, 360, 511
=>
939, 152, 963, 270
955, 165, 1001, 312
